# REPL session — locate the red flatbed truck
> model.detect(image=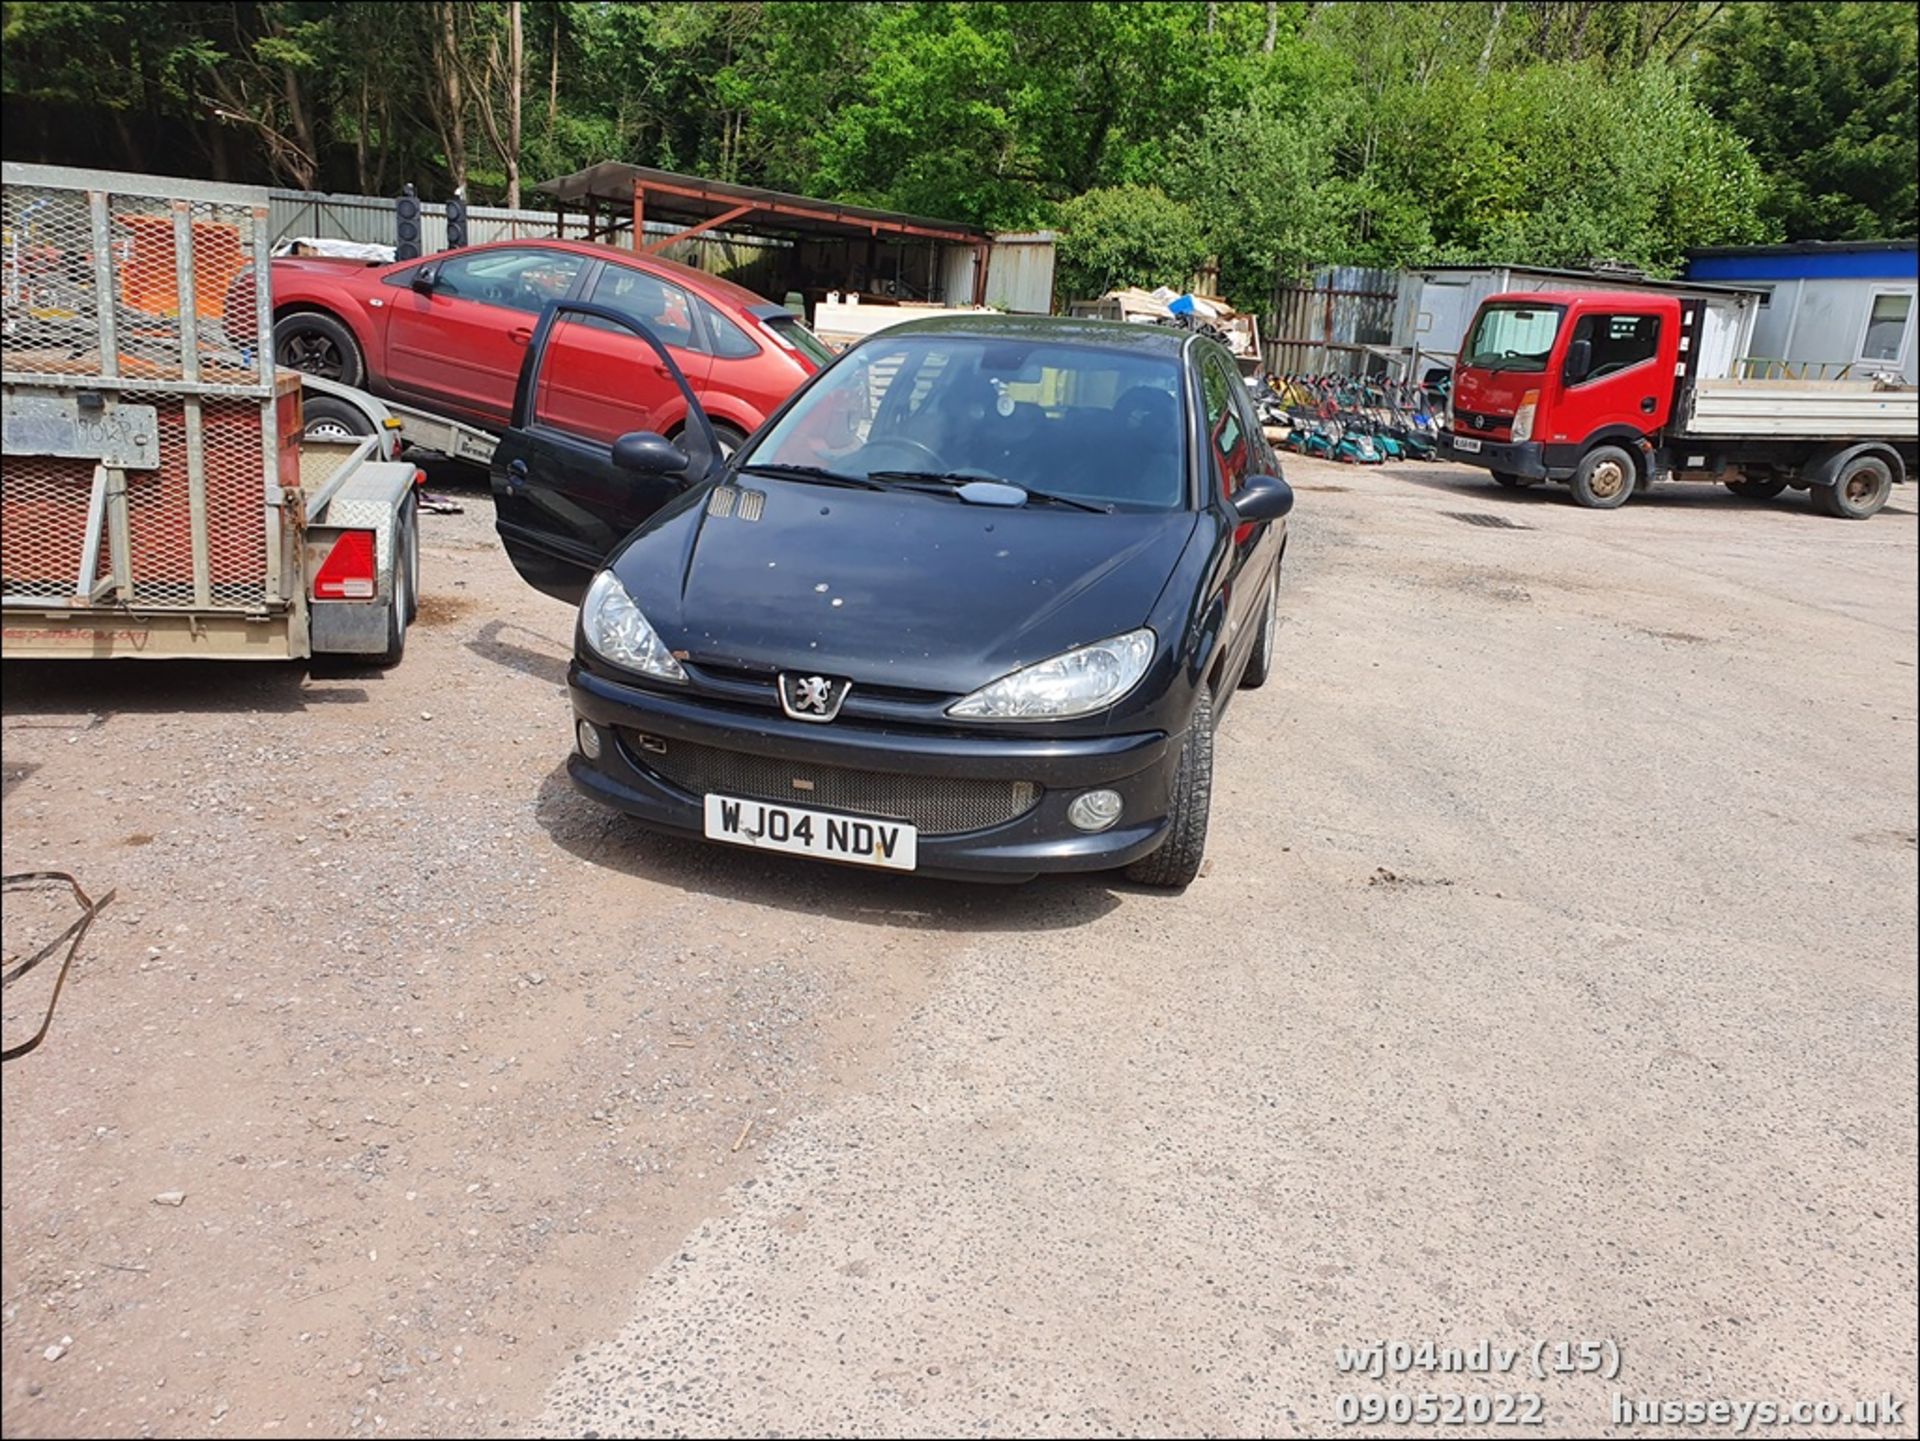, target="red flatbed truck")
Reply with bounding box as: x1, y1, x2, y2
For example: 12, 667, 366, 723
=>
1442, 288, 1918, 518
